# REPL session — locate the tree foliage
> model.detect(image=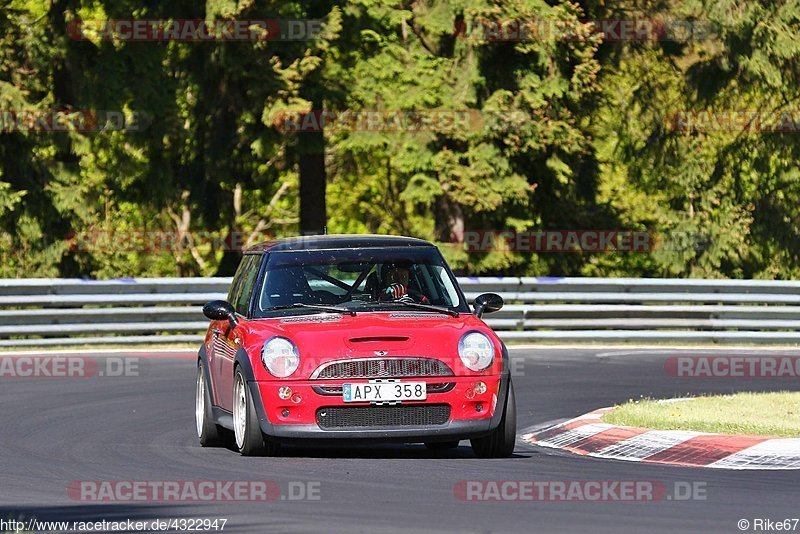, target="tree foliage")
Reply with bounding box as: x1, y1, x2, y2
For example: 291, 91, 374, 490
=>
0, 0, 798, 279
